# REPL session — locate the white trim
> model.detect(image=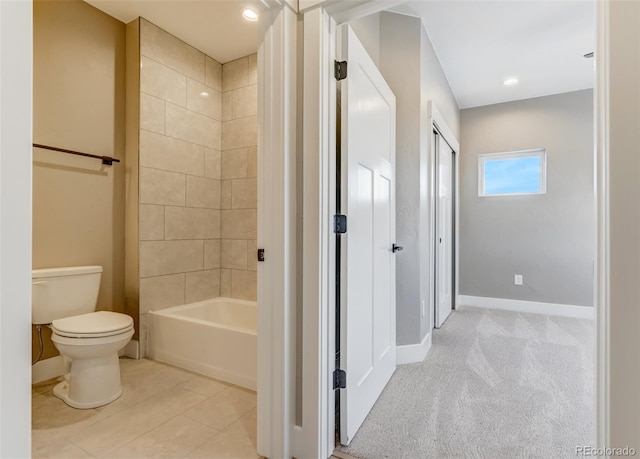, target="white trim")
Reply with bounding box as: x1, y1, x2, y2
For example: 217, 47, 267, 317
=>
32, 356, 64, 385
302, 8, 336, 459
595, 0, 610, 448
0, 0, 33, 456
459, 295, 595, 320
428, 102, 459, 154
302, 8, 448, 457
396, 333, 432, 365
291, 425, 303, 459
427, 102, 460, 329
477, 149, 547, 197
256, 5, 297, 459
